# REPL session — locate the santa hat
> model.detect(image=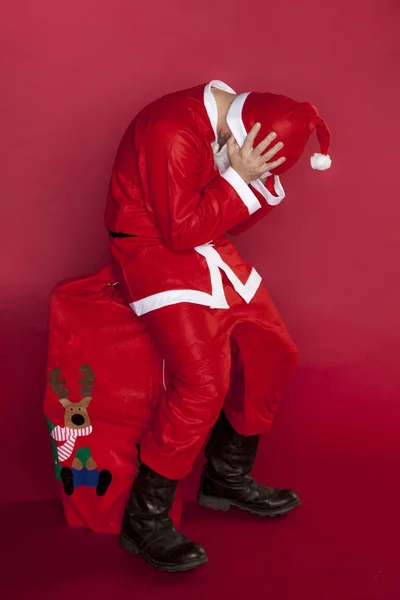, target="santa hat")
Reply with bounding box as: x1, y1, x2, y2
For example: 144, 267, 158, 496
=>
226, 92, 331, 175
